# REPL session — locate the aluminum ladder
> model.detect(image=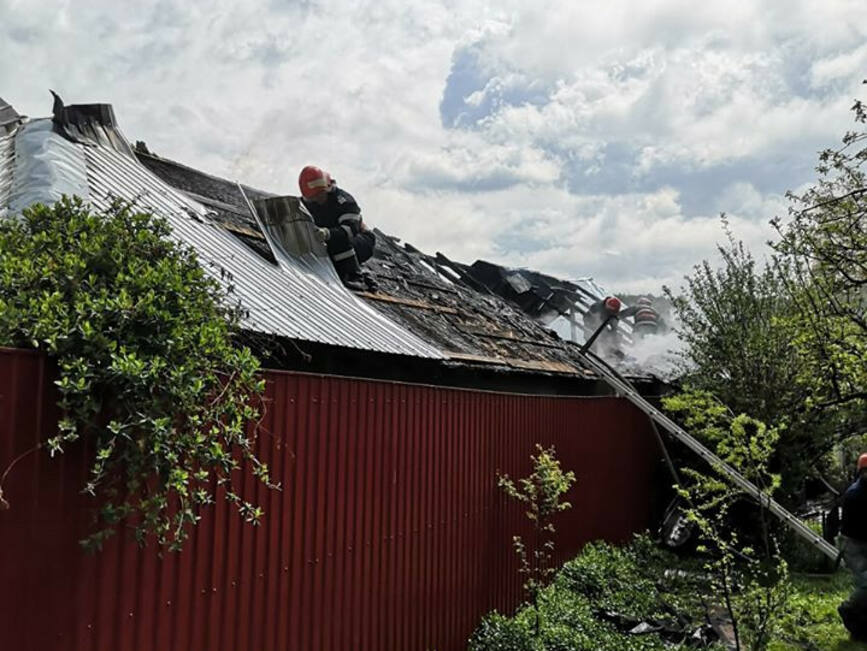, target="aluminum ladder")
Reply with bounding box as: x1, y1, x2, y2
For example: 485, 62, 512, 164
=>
578, 349, 839, 561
